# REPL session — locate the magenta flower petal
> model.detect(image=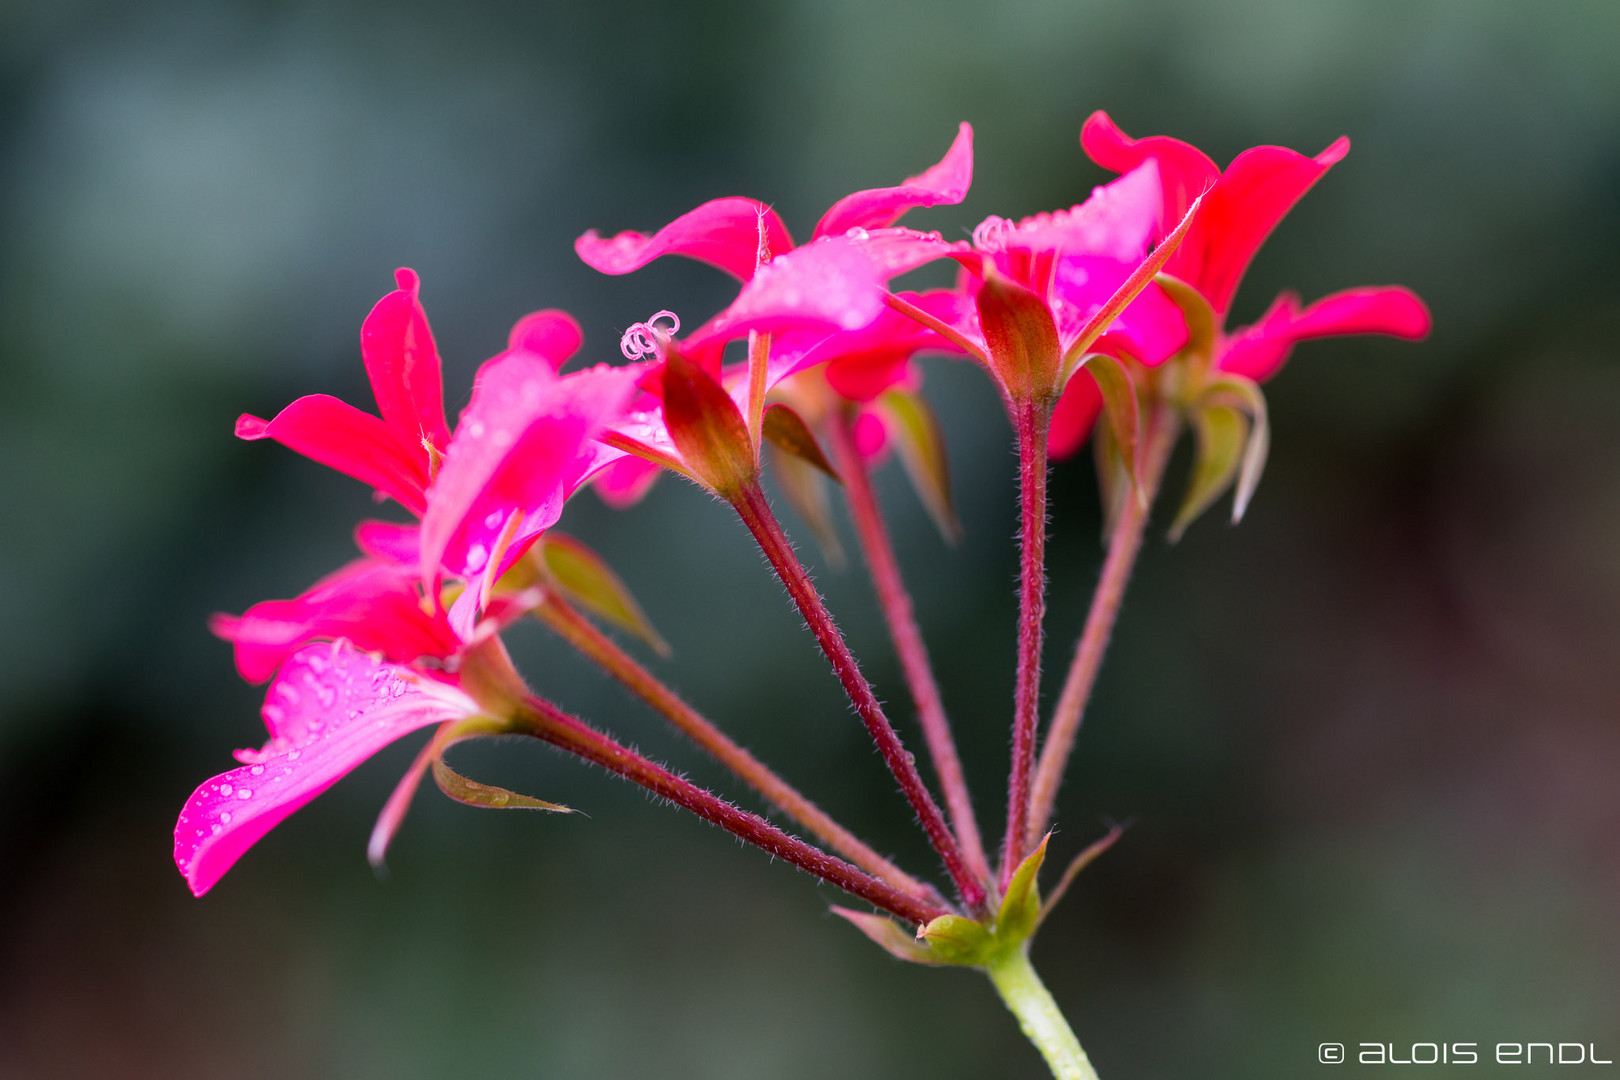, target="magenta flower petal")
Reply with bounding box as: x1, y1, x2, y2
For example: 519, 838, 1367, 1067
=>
575, 197, 795, 282
813, 122, 975, 239
213, 559, 458, 683
1081, 111, 1219, 233
592, 455, 663, 508
507, 309, 585, 372
689, 235, 888, 350
235, 394, 429, 514
1053, 256, 1188, 365
1049, 369, 1103, 461
354, 520, 421, 565
1169, 138, 1349, 318
174, 642, 479, 896
360, 268, 453, 455
420, 355, 638, 586
1219, 286, 1432, 382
